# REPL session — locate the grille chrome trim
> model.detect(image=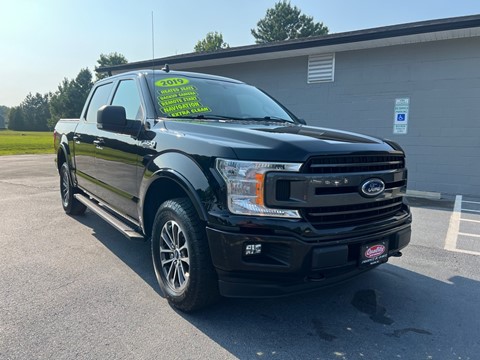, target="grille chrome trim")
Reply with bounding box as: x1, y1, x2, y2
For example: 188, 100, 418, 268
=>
310, 161, 403, 169
307, 198, 403, 217
304, 198, 405, 228
305, 154, 405, 174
